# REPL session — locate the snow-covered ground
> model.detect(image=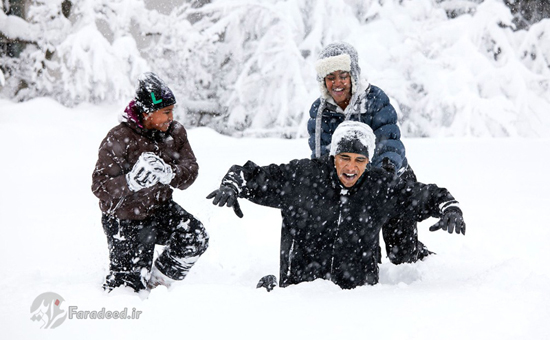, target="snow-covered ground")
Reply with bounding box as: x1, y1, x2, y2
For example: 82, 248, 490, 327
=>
1, 97, 549, 339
